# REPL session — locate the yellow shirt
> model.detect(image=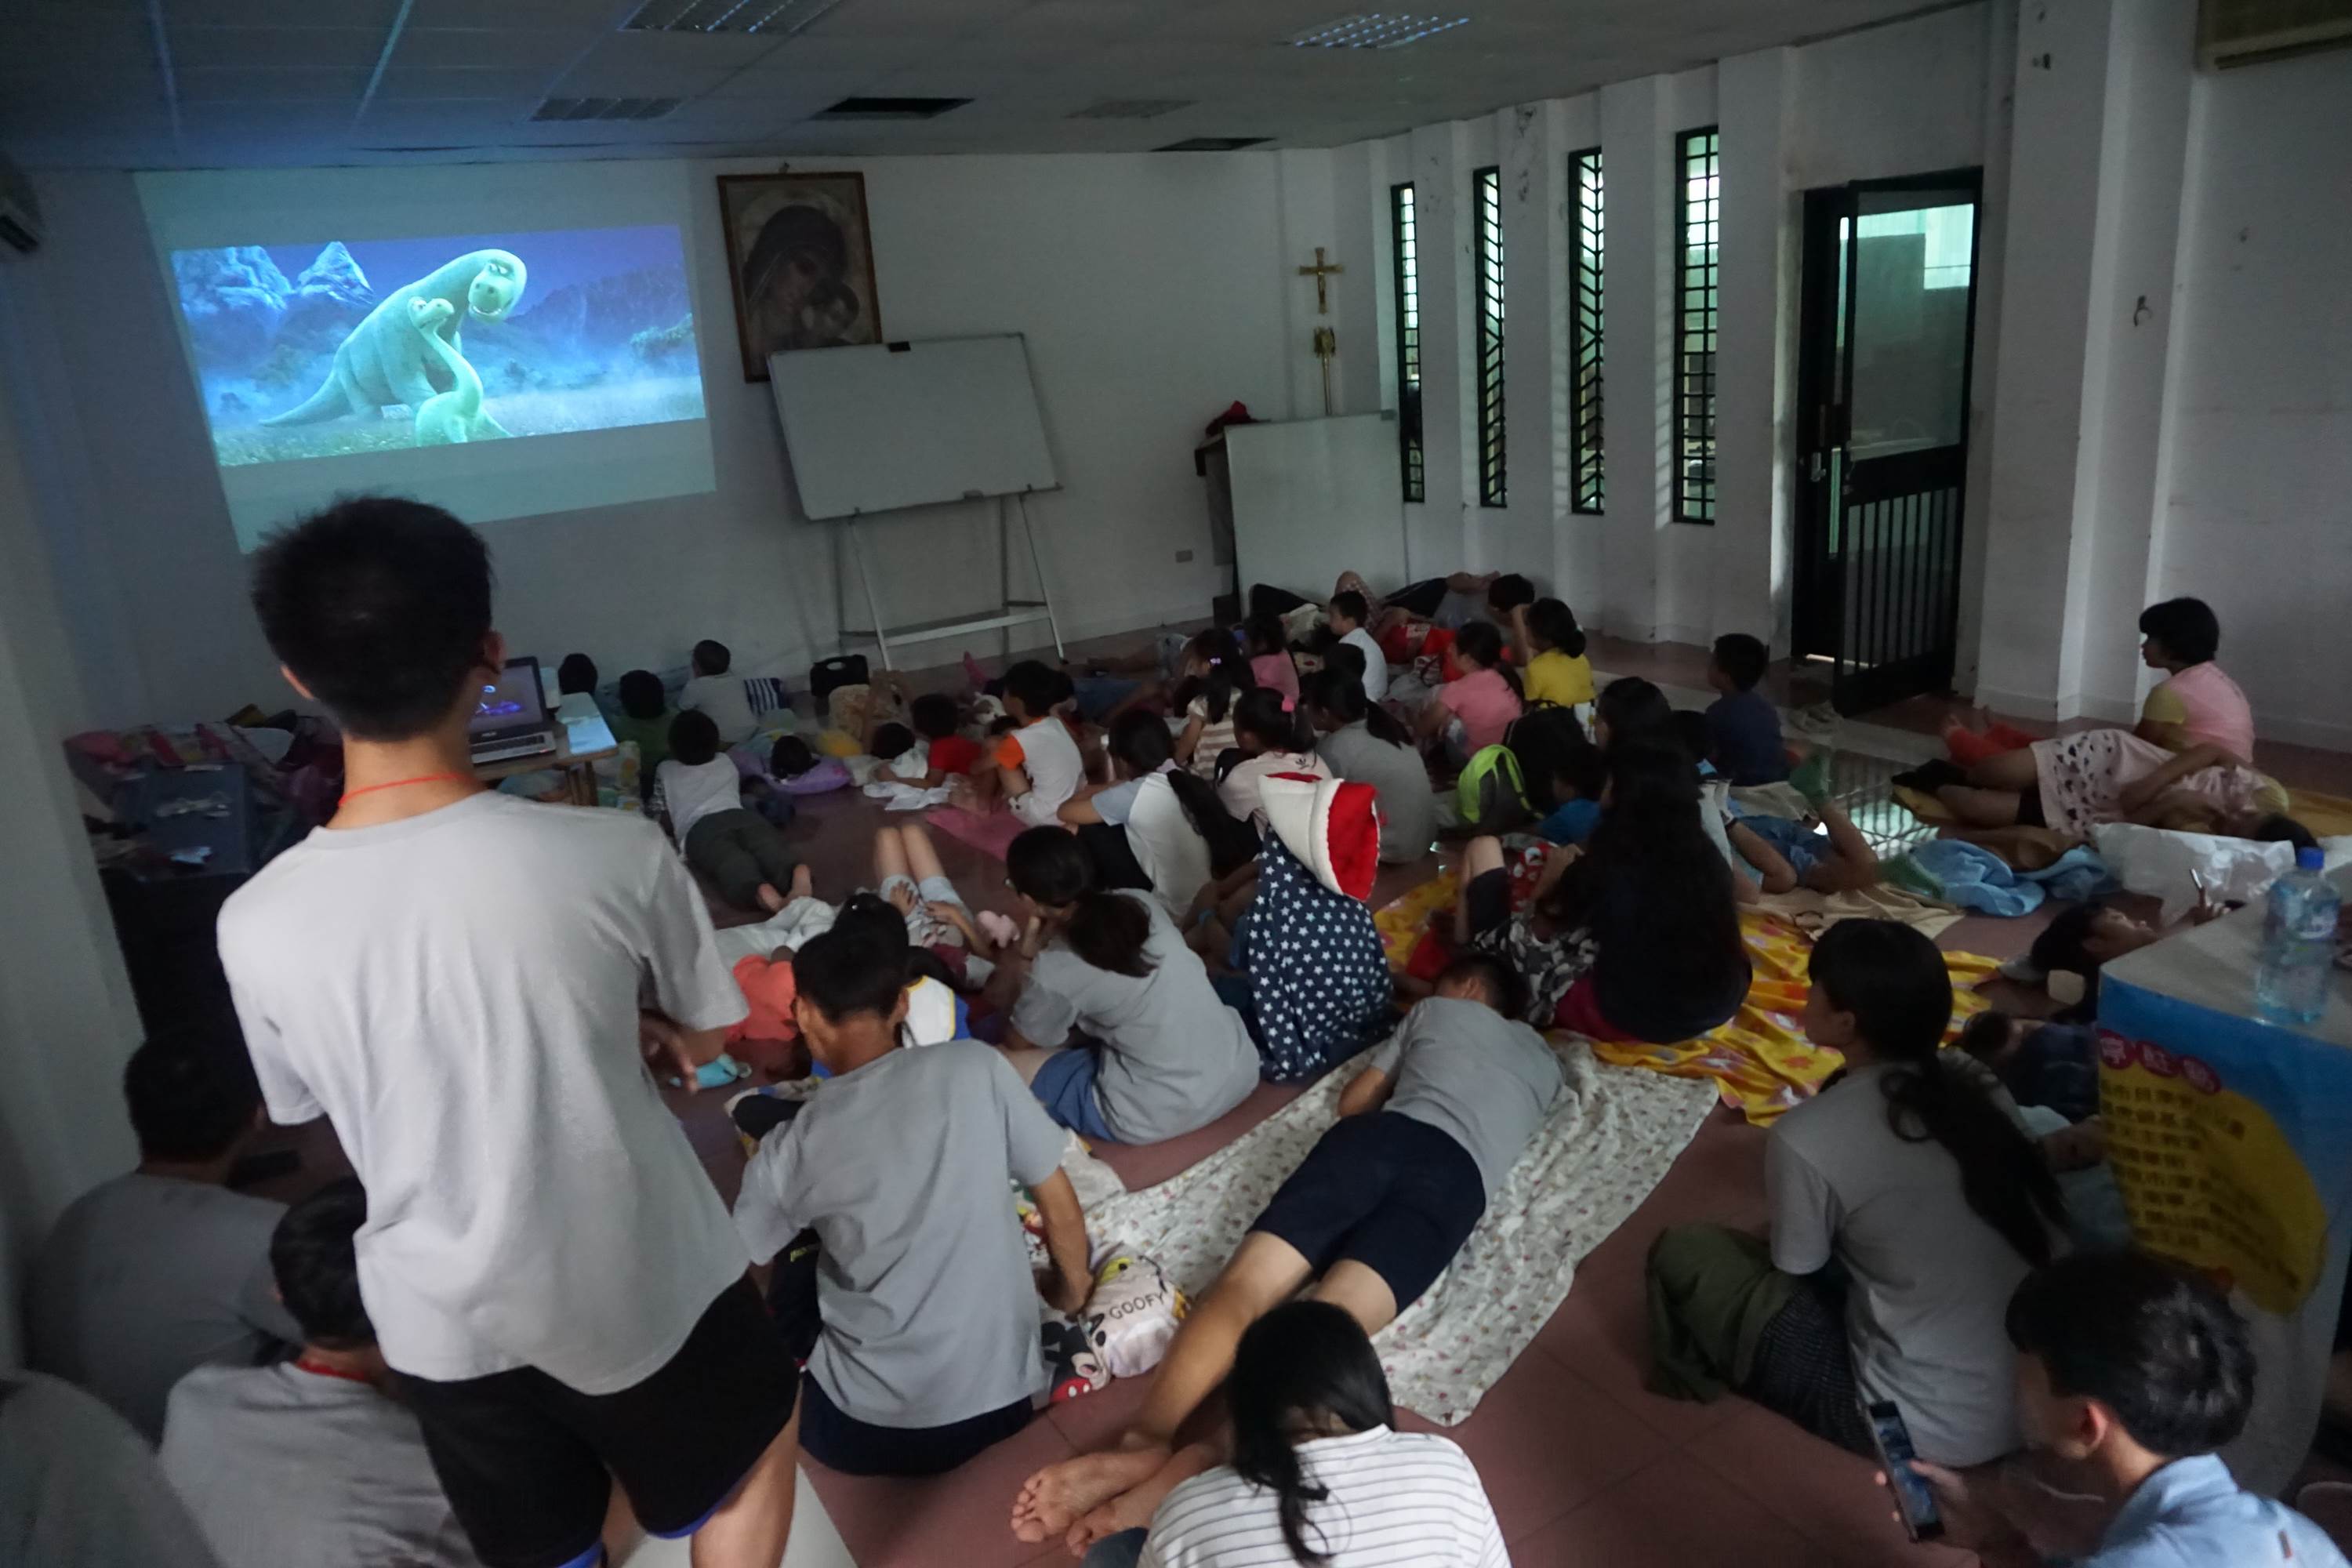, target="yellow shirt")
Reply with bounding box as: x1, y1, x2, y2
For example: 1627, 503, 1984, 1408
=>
1524, 648, 1595, 709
